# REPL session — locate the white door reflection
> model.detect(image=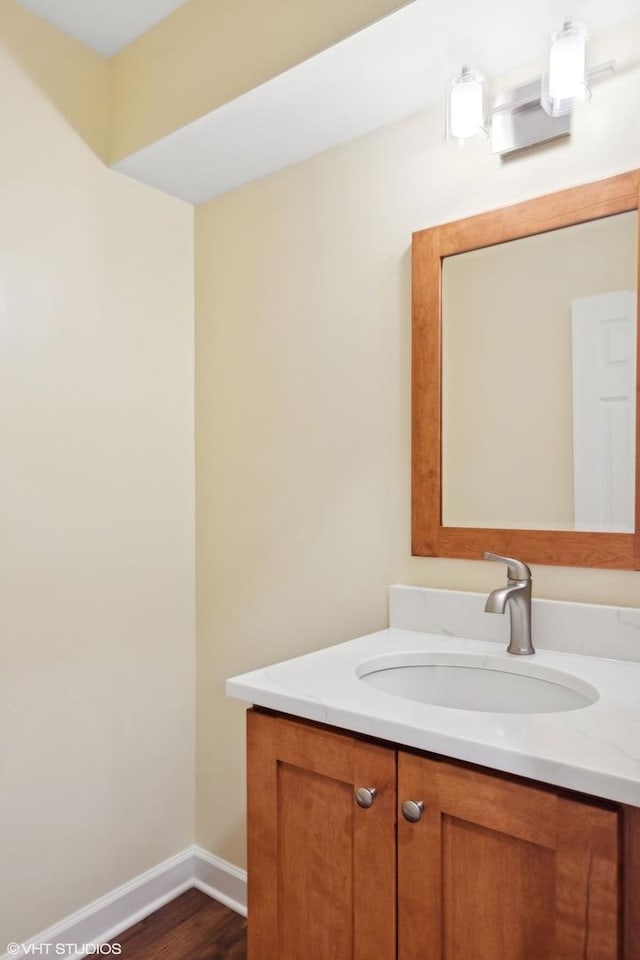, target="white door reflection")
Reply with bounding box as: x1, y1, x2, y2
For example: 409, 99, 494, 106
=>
572, 290, 637, 533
